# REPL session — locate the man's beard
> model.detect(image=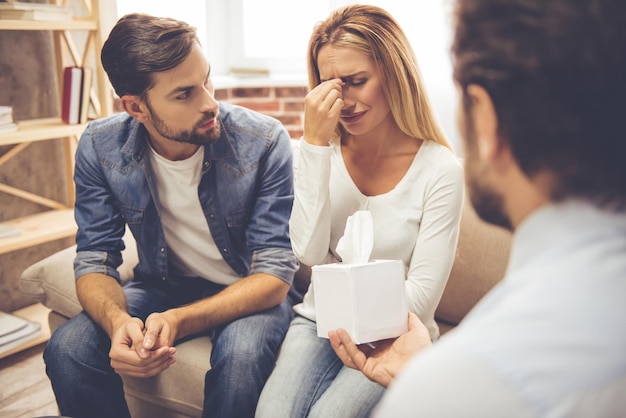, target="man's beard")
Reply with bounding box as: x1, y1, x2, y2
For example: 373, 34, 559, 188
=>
147, 102, 221, 145
462, 111, 512, 231
465, 163, 512, 231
